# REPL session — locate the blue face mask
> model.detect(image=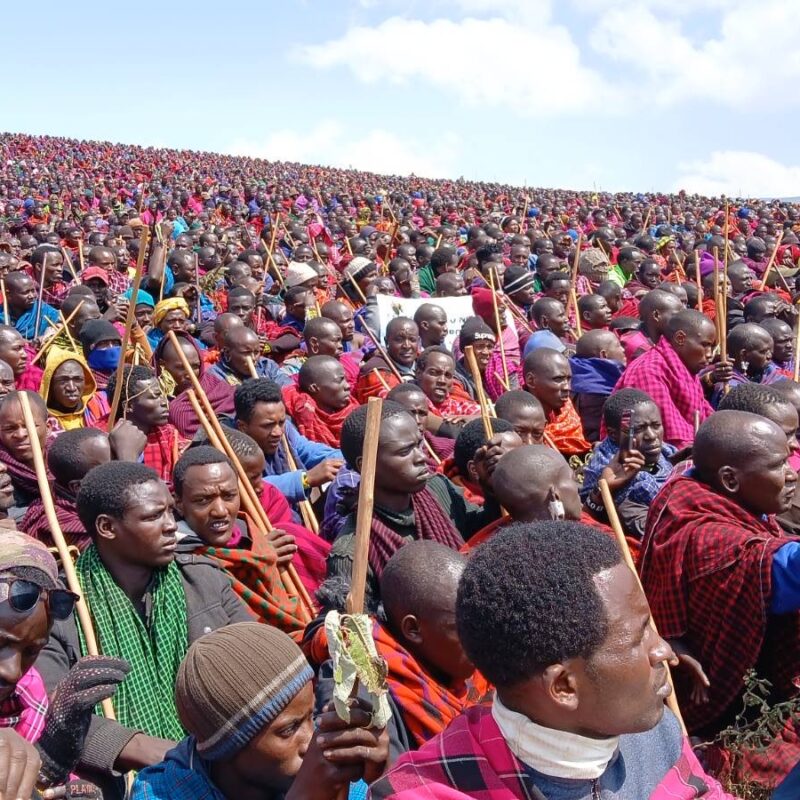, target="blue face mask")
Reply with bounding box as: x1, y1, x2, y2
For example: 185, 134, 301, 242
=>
87, 346, 121, 371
